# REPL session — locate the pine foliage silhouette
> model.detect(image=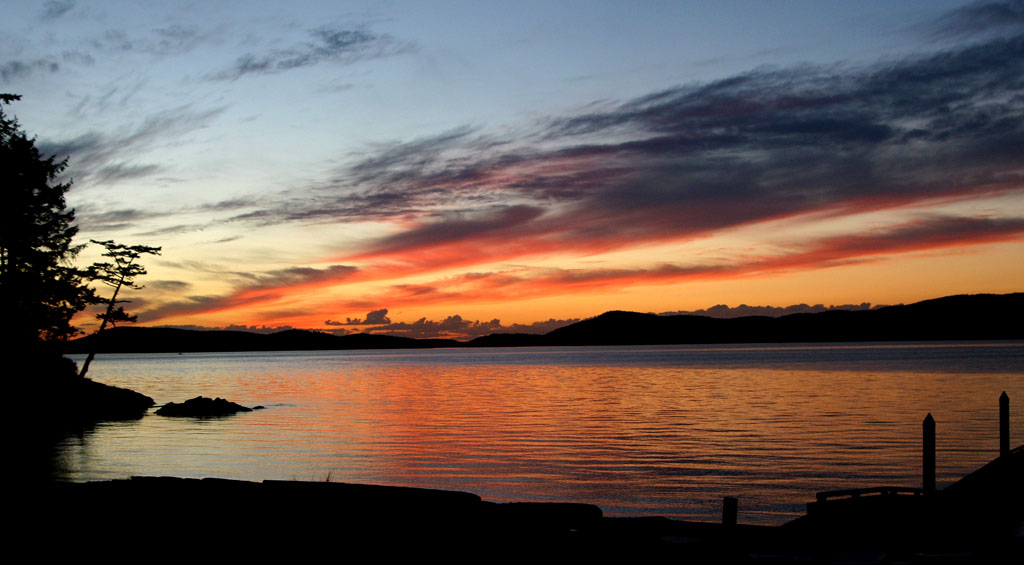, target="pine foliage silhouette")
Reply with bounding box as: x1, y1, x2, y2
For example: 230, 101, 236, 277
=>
0, 94, 95, 353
